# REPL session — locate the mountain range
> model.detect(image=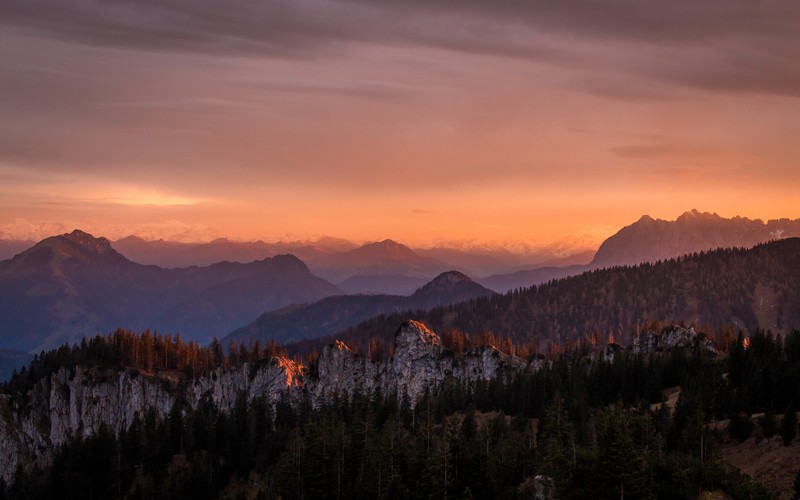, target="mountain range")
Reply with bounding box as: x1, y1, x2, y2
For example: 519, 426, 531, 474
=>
289, 238, 800, 357
308, 239, 451, 283
480, 210, 800, 292
224, 271, 494, 345
2, 210, 799, 356
0, 230, 341, 352
591, 209, 800, 267
111, 235, 359, 269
